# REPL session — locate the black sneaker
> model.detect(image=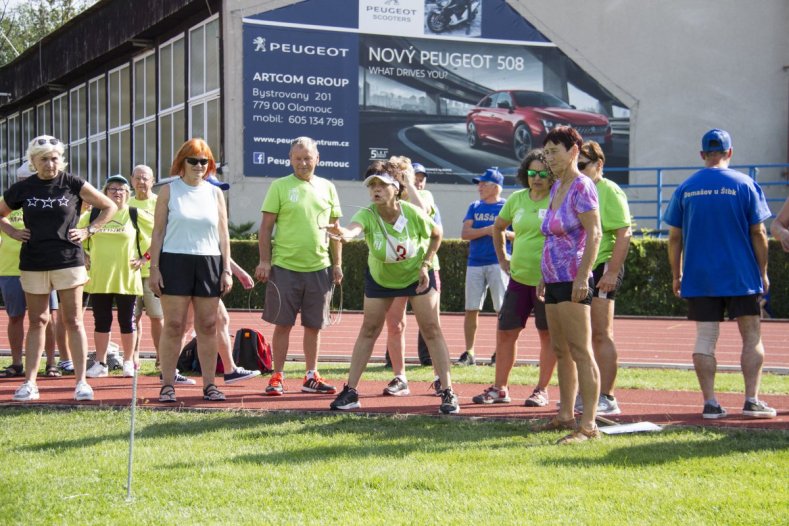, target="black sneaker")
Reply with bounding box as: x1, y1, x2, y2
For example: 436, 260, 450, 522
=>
742, 400, 777, 419
224, 367, 261, 384
330, 384, 361, 410
430, 378, 442, 397
456, 351, 476, 366
702, 403, 727, 419
439, 388, 460, 414
489, 352, 496, 366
